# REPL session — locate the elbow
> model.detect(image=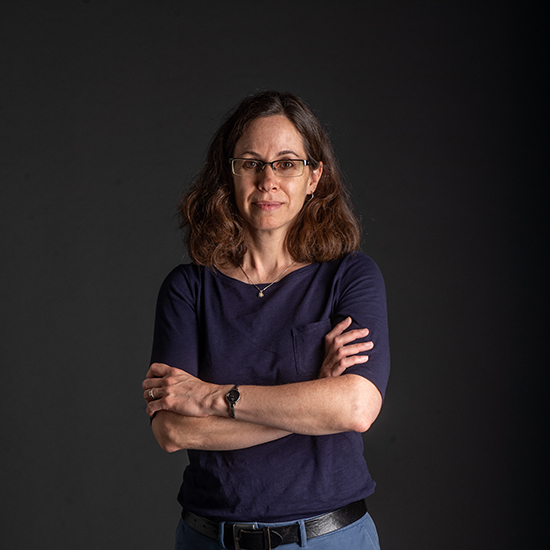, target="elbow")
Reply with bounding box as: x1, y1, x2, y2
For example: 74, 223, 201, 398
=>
162, 442, 182, 454
350, 411, 377, 434
152, 412, 185, 453
158, 436, 181, 454
345, 375, 383, 434
346, 398, 377, 433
